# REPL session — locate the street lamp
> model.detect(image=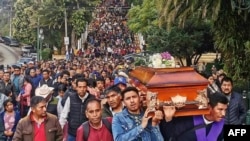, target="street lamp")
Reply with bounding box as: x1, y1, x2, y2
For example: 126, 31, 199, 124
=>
39, 28, 44, 61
